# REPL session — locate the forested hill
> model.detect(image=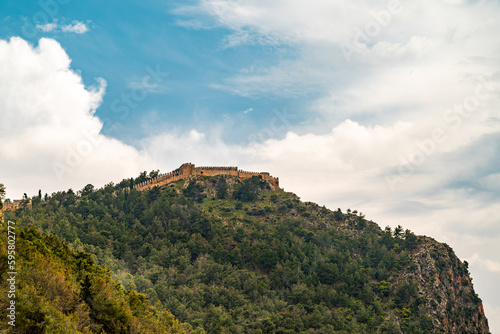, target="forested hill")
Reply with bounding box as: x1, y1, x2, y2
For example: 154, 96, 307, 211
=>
0, 226, 203, 333
4, 174, 490, 333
